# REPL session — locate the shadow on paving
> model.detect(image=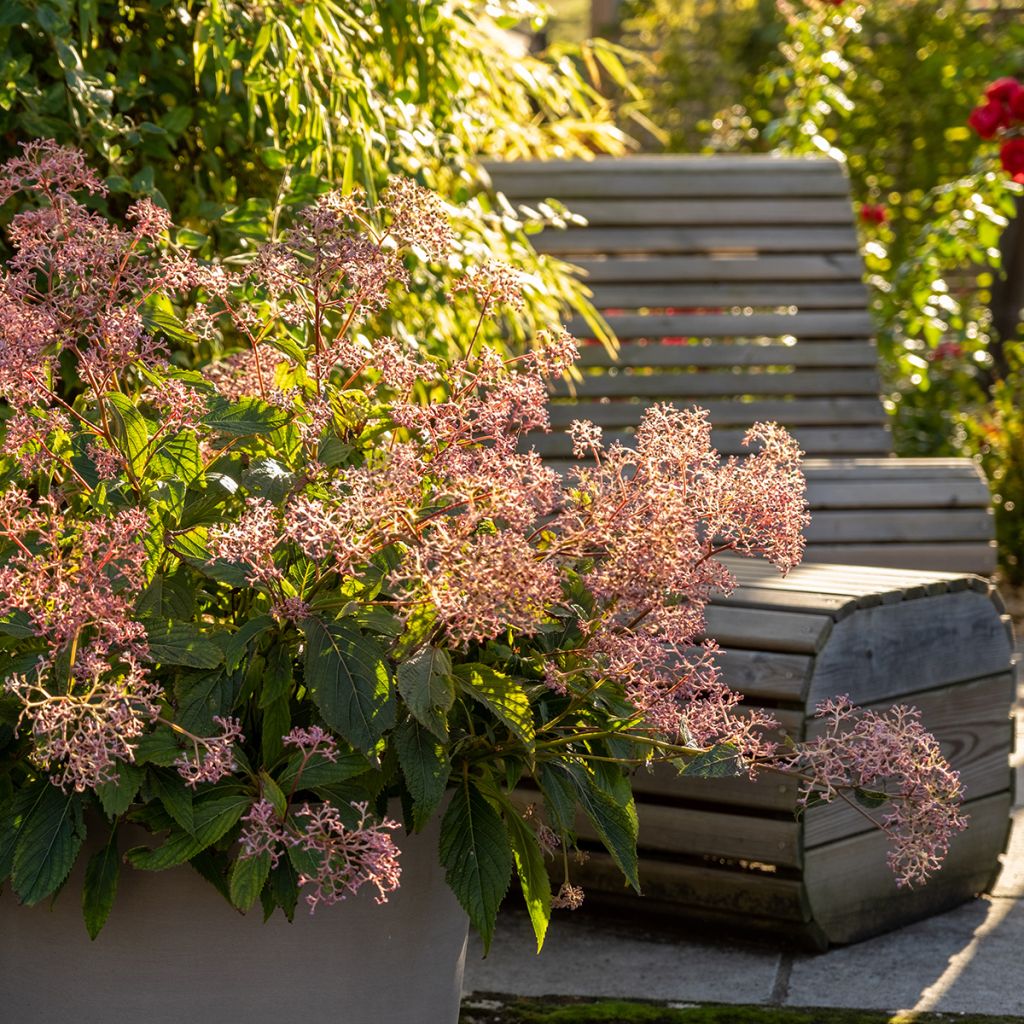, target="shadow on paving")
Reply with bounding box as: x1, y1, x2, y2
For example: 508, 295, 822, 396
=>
459, 996, 1024, 1024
